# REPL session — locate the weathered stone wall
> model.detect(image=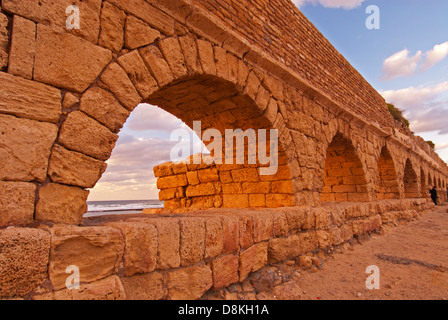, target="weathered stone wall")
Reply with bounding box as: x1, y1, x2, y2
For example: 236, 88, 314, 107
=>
154, 153, 295, 210
0, 199, 434, 299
